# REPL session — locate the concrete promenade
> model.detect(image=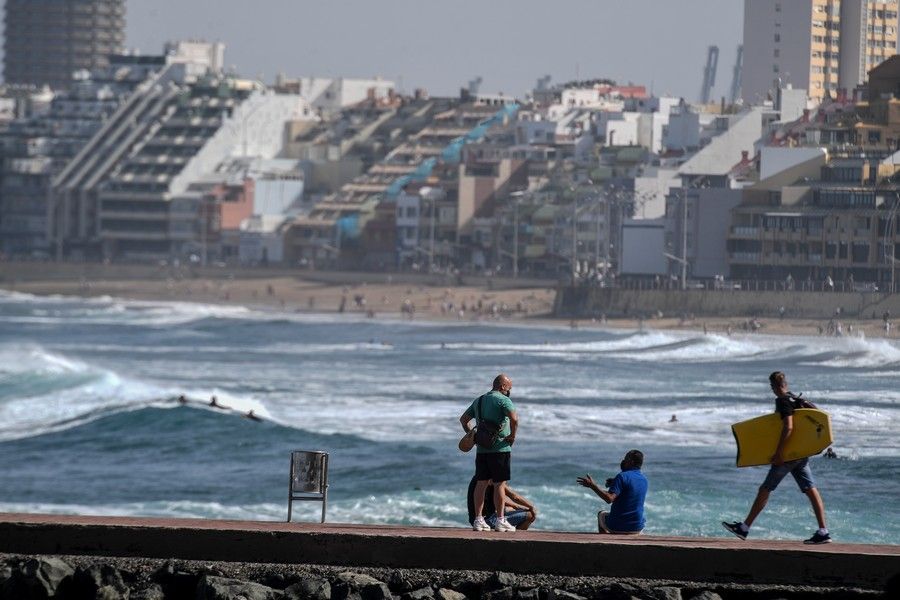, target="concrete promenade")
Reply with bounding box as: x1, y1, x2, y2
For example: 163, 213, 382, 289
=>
1, 514, 898, 590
